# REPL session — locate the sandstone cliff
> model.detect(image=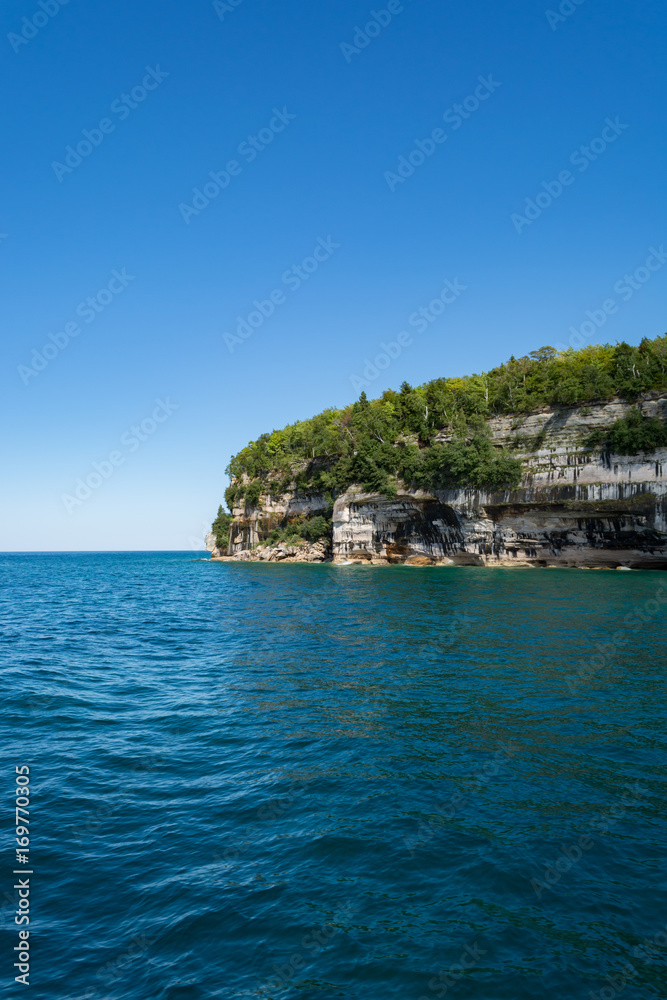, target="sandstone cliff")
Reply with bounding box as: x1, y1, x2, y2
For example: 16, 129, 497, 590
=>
209, 392, 667, 569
